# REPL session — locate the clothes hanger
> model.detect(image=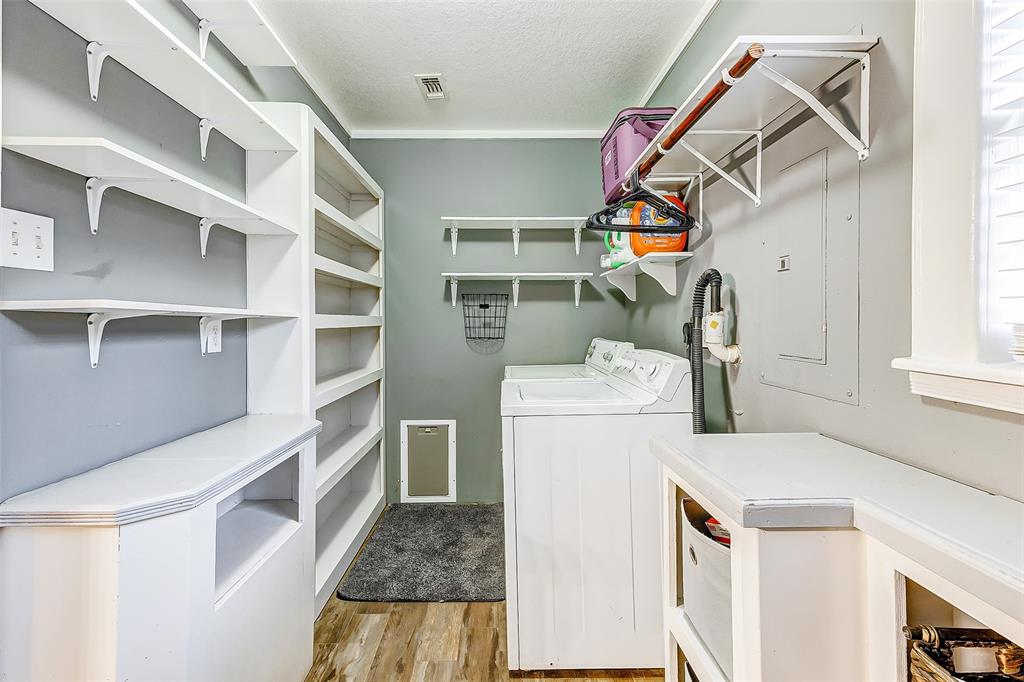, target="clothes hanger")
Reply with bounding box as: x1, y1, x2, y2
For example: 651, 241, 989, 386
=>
585, 174, 696, 234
